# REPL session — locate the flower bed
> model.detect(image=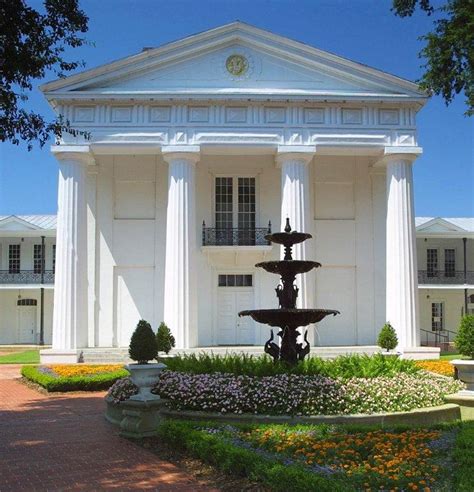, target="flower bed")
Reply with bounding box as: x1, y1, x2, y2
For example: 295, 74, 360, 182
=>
22, 364, 129, 392
156, 420, 469, 492
108, 371, 464, 415
415, 360, 455, 377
